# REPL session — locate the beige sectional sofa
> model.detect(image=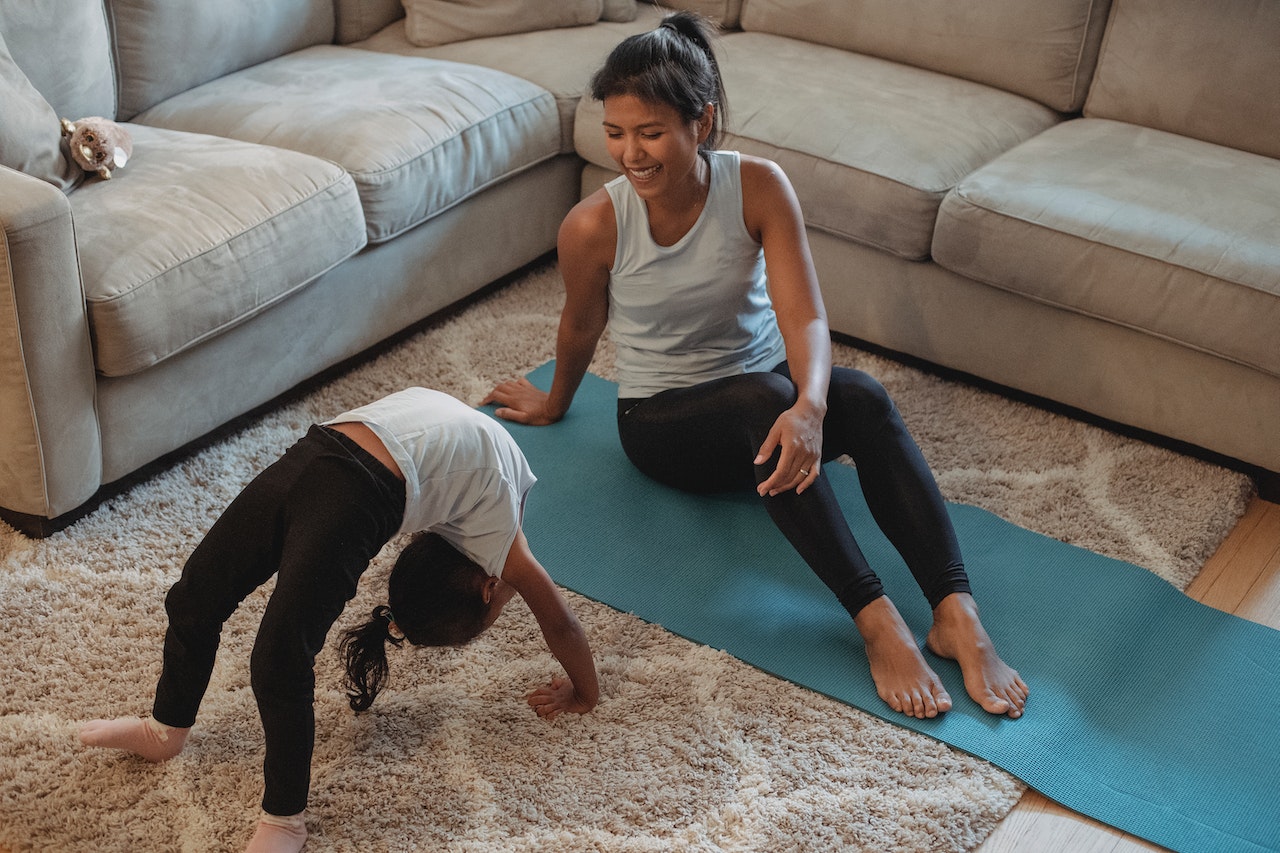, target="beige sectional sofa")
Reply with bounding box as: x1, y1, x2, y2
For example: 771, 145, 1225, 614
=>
2, 0, 1276, 536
